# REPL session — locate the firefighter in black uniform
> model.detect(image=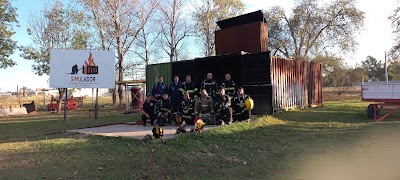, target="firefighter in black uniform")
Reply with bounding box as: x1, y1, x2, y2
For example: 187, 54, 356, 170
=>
179, 75, 198, 99
201, 72, 218, 97
232, 86, 252, 122
213, 86, 233, 125
154, 92, 173, 126
194, 88, 215, 124
139, 94, 157, 126
220, 73, 237, 97
177, 92, 195, 125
